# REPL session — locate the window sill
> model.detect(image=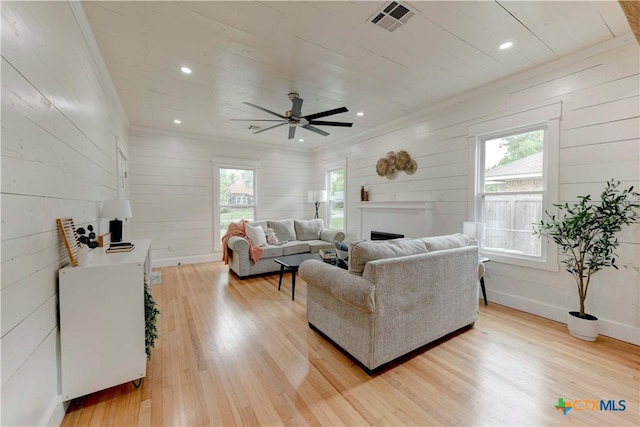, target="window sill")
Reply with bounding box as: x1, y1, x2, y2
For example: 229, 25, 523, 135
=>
480, 249, 559, 272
